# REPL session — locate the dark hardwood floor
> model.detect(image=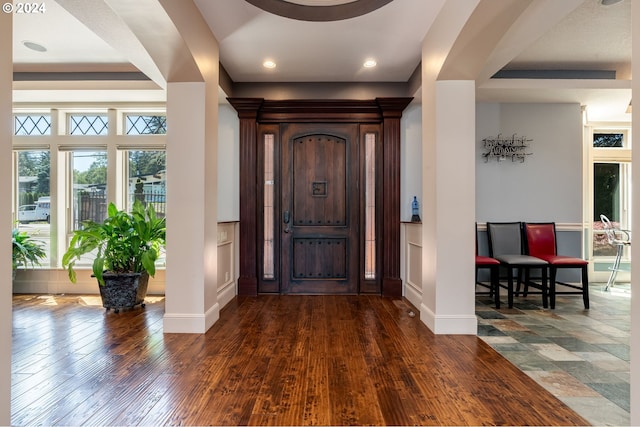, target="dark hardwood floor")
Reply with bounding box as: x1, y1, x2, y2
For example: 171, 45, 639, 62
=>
11, 294, 590, 426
